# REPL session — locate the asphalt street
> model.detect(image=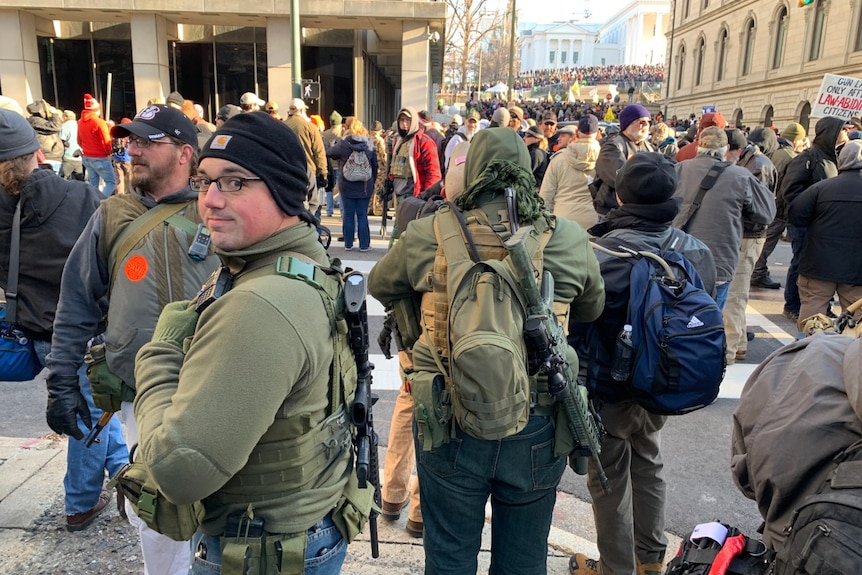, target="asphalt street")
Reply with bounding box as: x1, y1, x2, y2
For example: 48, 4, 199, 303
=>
1, 211, 799, 545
